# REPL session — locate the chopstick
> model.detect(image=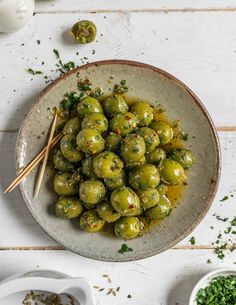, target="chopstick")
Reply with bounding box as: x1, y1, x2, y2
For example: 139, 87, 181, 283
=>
4, 129, 63, 194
